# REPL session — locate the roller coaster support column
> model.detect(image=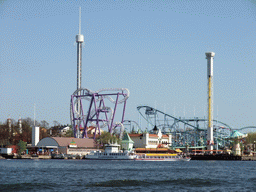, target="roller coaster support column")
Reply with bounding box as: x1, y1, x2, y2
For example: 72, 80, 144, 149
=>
110, 93, 119, 133
93, 93, 101, 138
82, 97, 94, 138
206, 52, 215, 151
121, 97, 127, 123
